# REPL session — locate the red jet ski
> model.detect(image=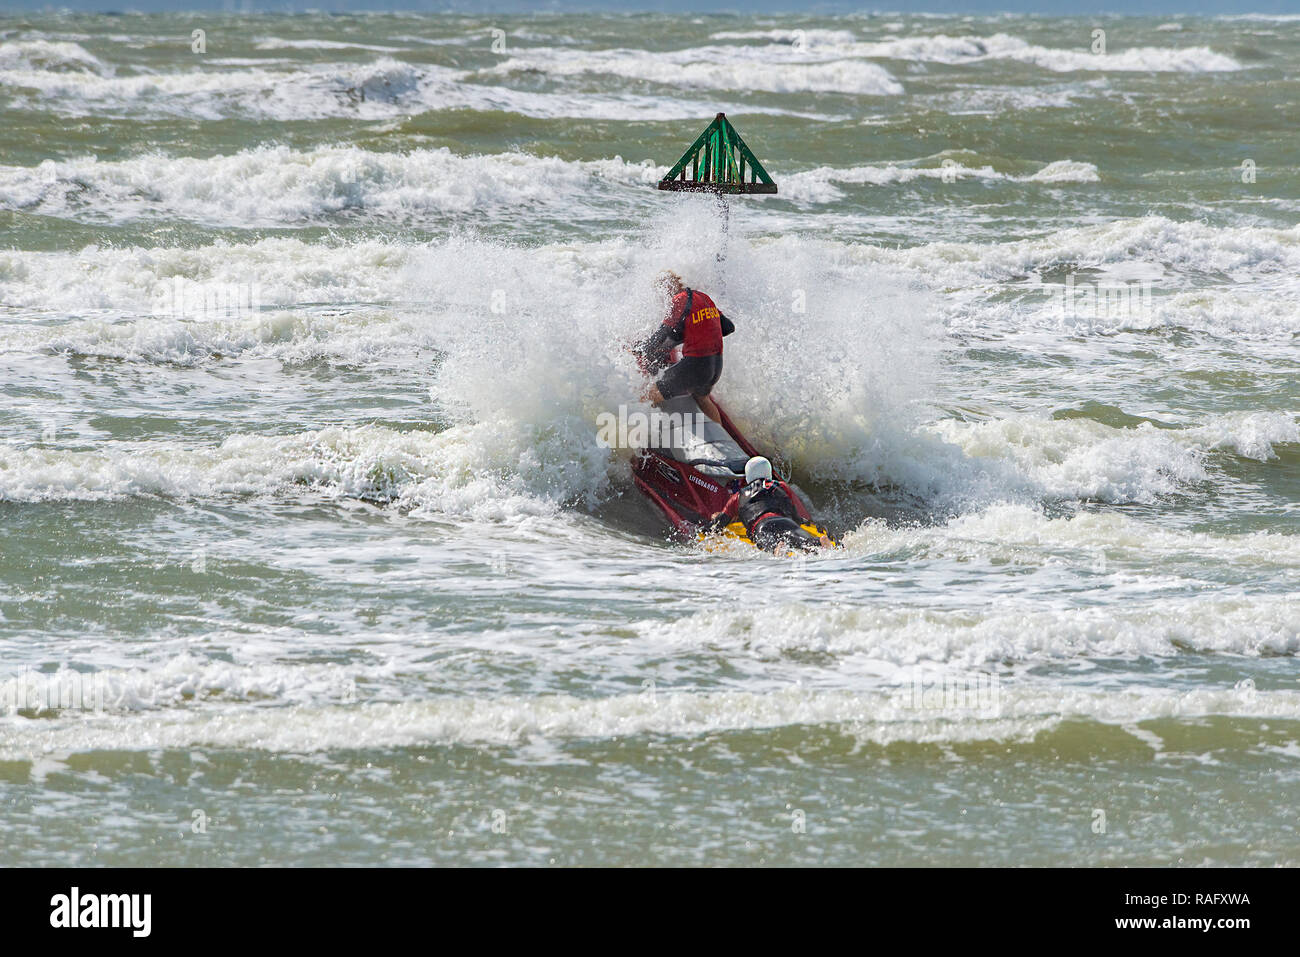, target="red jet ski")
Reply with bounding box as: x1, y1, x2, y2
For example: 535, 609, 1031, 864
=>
630, 394, 833, 547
